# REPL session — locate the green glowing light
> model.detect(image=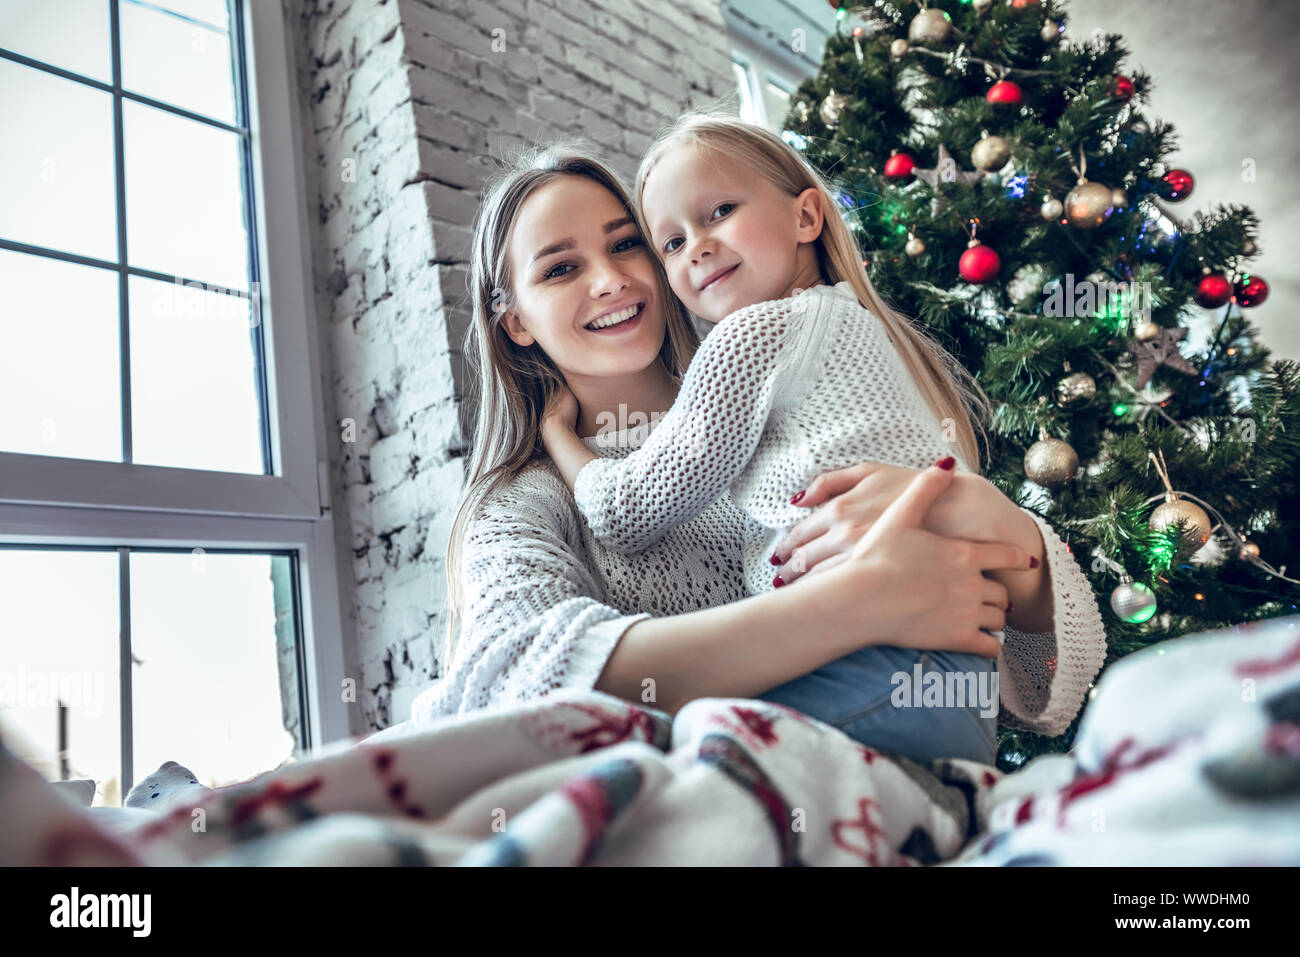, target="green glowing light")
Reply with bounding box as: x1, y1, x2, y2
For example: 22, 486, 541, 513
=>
1112, 403, 1128, 416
